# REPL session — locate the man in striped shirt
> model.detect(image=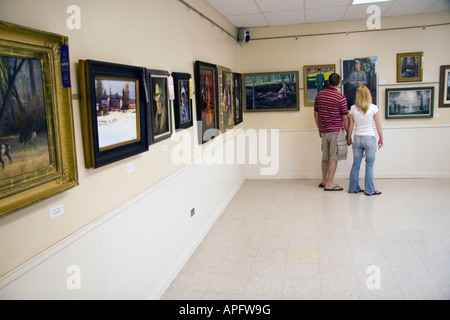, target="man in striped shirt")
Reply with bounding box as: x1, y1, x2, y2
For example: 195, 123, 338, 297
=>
314, 73, 349, 191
